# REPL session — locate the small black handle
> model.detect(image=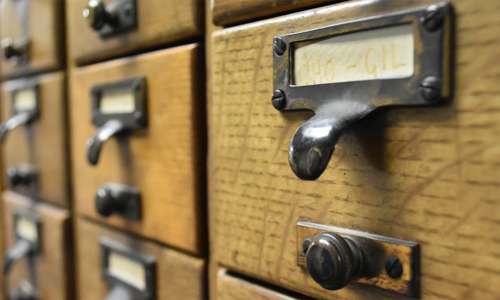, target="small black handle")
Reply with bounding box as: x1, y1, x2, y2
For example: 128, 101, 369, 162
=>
95, 184, 141, 219
83, 0, 117, 30
3, 240, 33, 275
86, 119, 125, 165
0, 112, 32, 143
7, 165, 38, 188
1, 38, 30, 62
